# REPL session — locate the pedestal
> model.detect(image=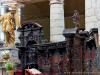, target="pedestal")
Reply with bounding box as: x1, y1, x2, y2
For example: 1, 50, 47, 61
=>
0, 47, 19, 75
0, 48, 19, 61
